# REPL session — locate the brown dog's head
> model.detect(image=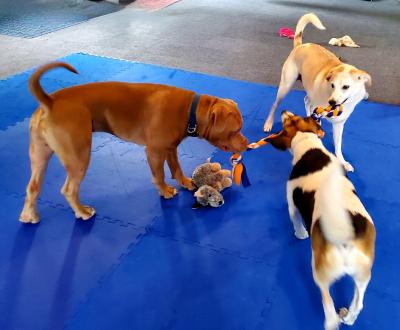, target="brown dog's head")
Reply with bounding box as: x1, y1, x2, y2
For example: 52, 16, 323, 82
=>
267, 111, 324, 151
326, 64, 371, 107
202, 98, 248, 153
